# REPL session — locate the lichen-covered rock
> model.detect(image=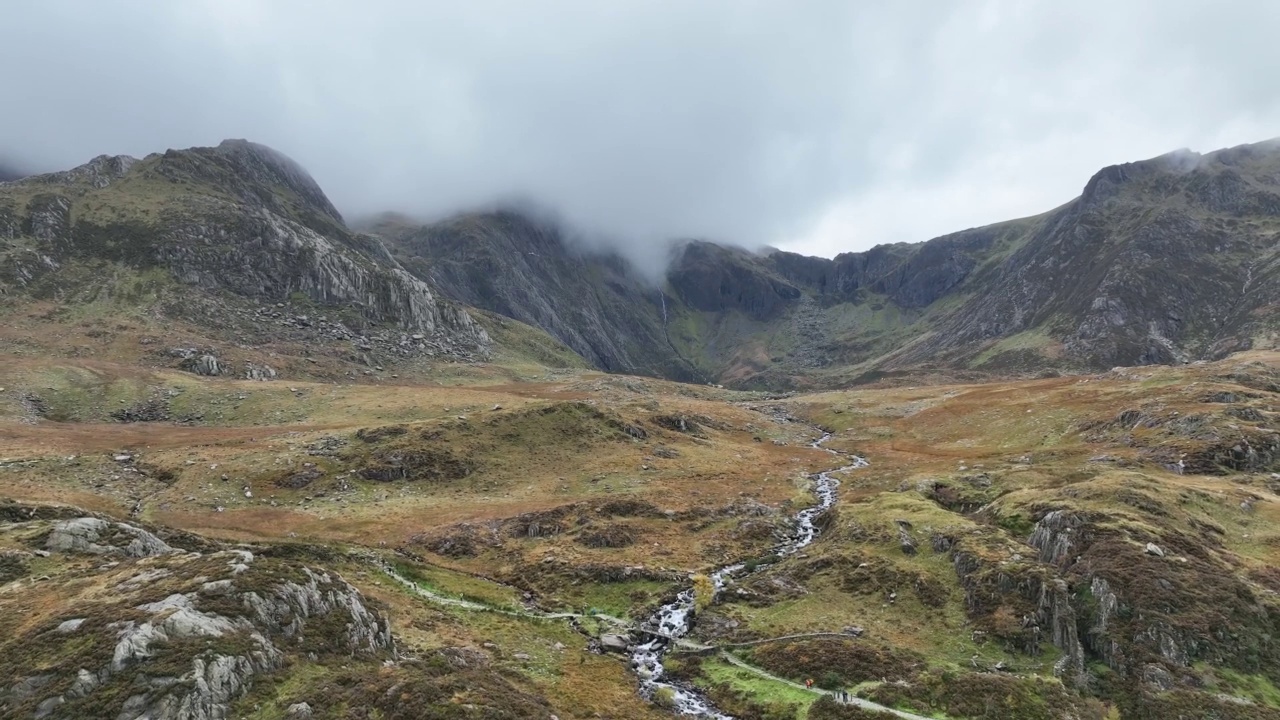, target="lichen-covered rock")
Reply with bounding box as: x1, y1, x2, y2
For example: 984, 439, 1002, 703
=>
2, 518, 395, 720
46, 517, 178, 557
240, 566, 394, 655
179, 354, 223, 377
